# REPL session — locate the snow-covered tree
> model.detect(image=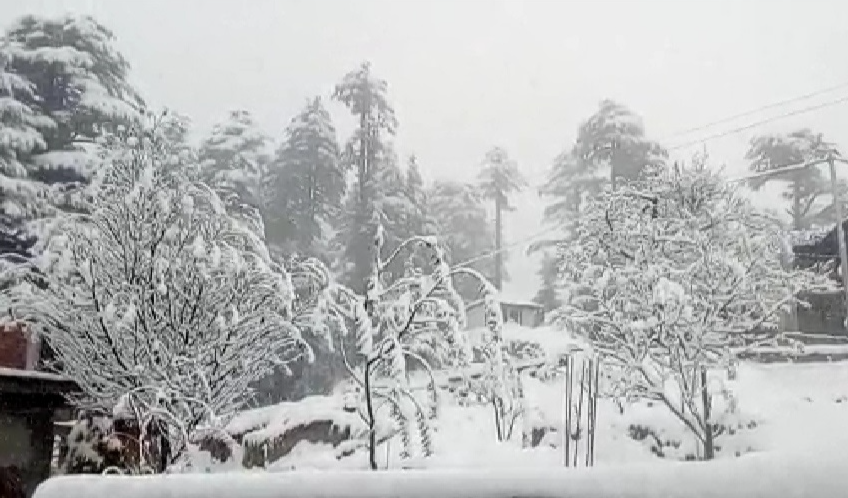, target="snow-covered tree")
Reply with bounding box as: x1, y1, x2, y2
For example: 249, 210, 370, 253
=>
477, 147, 526, 290
266, 97, 343, 260
0, 14, 143, 255
537, 100, 666, 252
467, 293, 525, 442
745, 129, 835, 230
2, 15, 143, 157
158, 109, 193, 157
199, 109, 272, 212
533, 251, 562, 313
556, 160, 831, 460
323, 223, 496, 469
1, 119, 310, 464
0, 53, 48, 257
403, 155, 436, 238
427, 180, 498, 301
332, 62, 398, 293
367, 148, 440, 282
572, 100, 667, 190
